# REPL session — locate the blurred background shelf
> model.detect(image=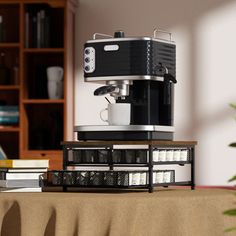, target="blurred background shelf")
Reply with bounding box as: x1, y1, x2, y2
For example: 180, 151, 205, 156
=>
0, 126, 20, 132
0, 85, 20, 90
22, 99, 64, 104
23, 48, 64, 53
0, 43, 20, 48
0, 0, 76, 169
